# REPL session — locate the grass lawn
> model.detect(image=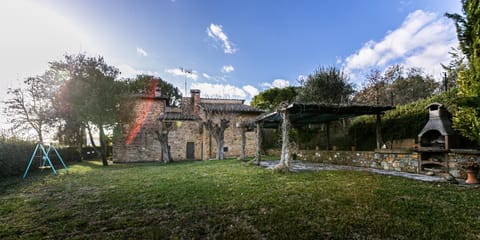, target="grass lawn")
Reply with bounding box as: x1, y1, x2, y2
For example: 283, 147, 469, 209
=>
1, 159, 480, 239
